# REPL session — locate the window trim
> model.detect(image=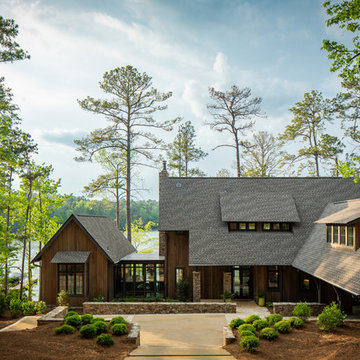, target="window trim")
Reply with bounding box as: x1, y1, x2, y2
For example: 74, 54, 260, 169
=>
57, 263, 85, 297
326, 224, 356, 249
267, 266, 280, 291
